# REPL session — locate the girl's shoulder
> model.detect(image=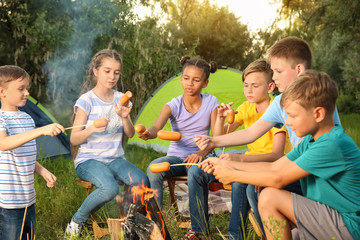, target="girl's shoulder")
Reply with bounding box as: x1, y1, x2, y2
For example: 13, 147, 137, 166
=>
202, 93, 218, 105
167, 94, 183, 105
